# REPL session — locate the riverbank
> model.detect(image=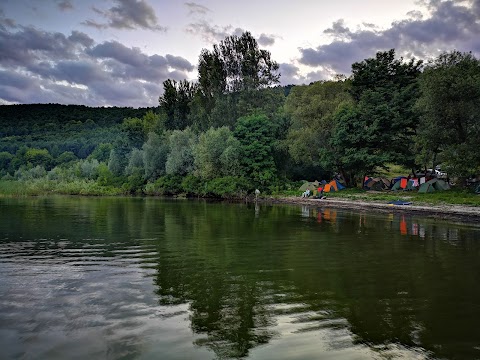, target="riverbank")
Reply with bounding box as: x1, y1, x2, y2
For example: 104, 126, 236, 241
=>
259, 195, 480, 222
